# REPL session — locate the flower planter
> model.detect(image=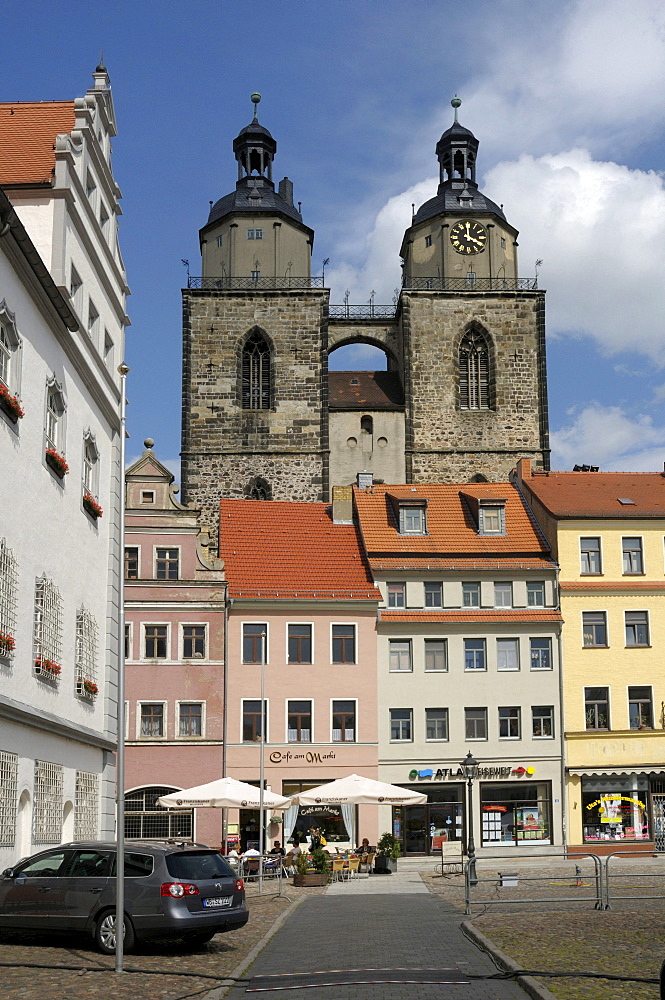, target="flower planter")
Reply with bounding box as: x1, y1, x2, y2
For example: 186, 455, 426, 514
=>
82, 492, 103, 519
0, 387, 24, 423
0, 632, 15, 658
45, 449, 69, 478
374, 856, 397, 874
35, 656, 61, 680
292, 872, 328, 887
77, 679, 98, 698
